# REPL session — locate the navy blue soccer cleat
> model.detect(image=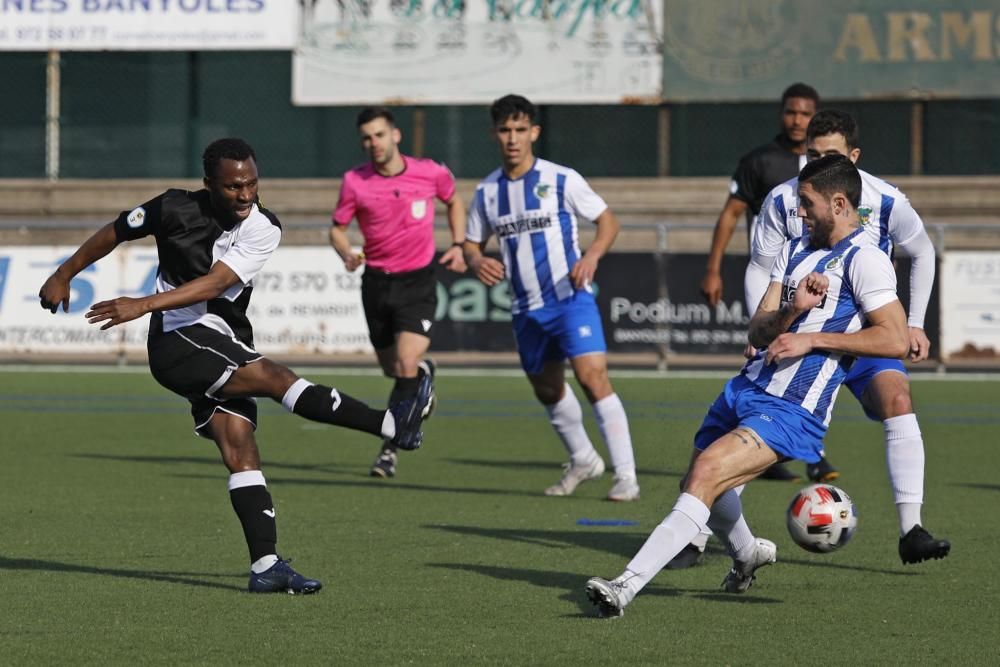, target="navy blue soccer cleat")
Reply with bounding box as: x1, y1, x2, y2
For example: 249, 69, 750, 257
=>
388, 372, 433, 451
248, 558, 323, 595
